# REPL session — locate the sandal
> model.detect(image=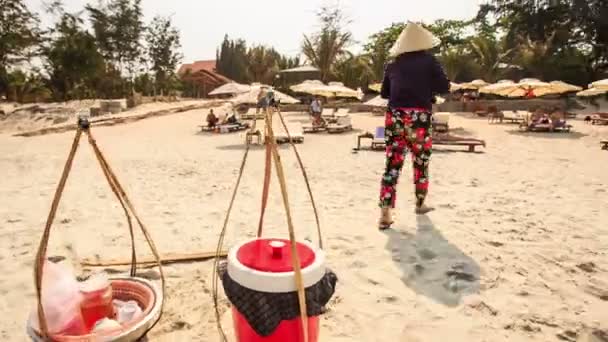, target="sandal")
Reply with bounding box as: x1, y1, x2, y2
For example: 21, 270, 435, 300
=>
379, 220, 394, 231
